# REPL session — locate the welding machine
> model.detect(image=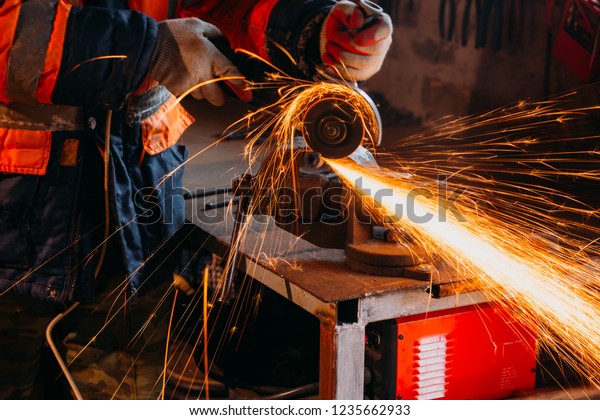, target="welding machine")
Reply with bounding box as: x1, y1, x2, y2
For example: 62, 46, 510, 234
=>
553, 0, 600, 81
365, 302, 538, 400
